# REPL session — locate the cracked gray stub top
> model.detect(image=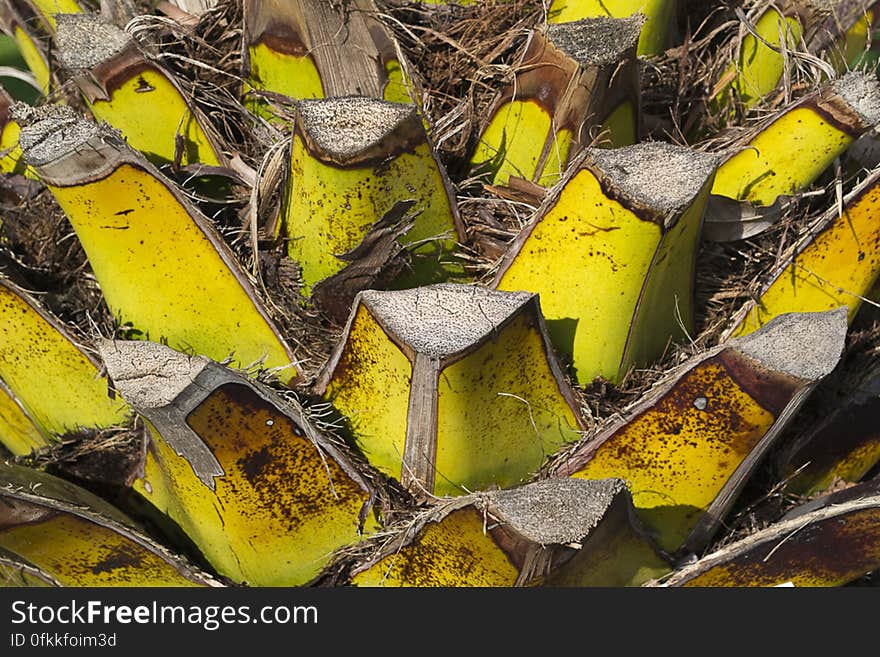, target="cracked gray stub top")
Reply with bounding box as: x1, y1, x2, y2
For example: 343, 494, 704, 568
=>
832, 70, 880, 128
360, 284, 535, 359
486, 478, 629, 545
98, 339, 211, 410
13, 103, 102, 167
732, 307, 848, 382
547, 14, 644, 66
586, 141, 719, 215
296, 96, 417, 160
54, 12, 133, 71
